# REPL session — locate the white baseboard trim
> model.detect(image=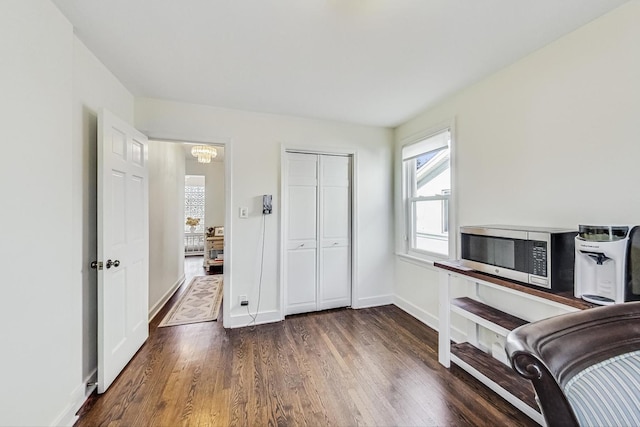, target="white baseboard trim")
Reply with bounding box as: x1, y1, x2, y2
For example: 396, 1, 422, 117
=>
52, 368, 97, 426
450, 325, 467, 344
148, 274, 186, 322
393, 294, 439, 332
353, 293, 394, 309
53, 402, 79, 427
227, 309, 283, 329
394, 295, 467, 343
